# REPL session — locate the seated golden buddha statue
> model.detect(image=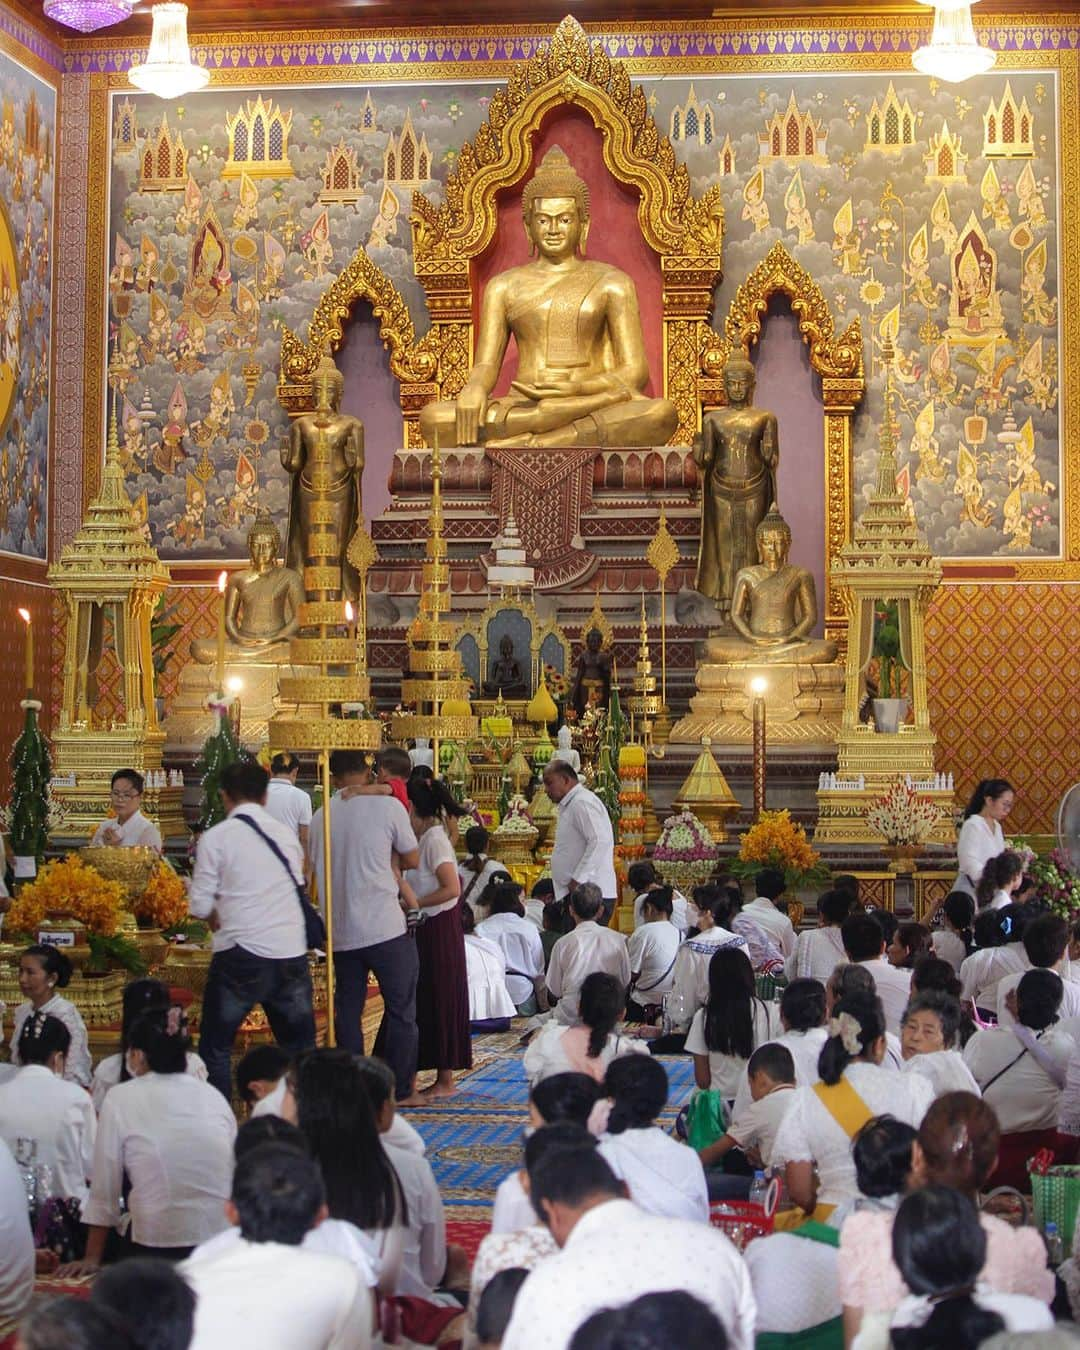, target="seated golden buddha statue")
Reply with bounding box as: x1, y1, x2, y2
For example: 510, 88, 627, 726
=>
706, 505, 837, 665
418, 146, 678, 450
191, 512, 304, 665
